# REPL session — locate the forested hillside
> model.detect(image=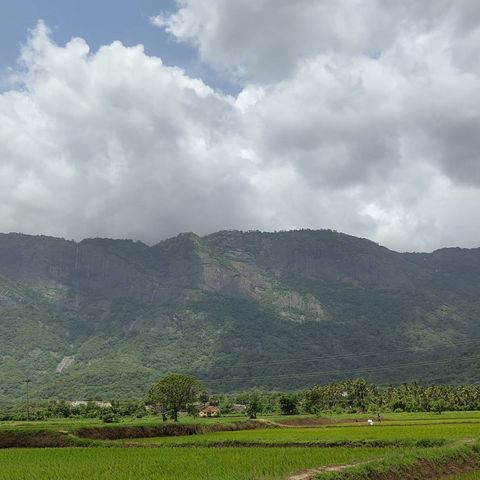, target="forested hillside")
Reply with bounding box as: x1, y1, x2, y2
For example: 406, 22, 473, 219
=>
1, 230, 479, 404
